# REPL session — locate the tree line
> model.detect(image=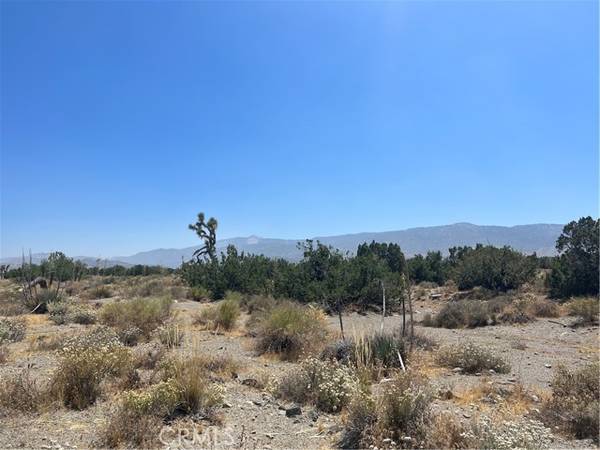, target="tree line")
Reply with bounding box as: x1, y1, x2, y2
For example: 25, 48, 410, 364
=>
182, 213, 599, 304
